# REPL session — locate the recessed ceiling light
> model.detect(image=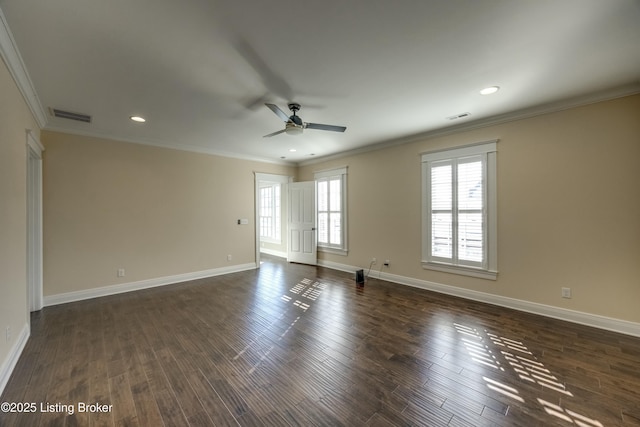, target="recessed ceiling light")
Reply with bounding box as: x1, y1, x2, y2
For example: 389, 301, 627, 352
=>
289, 149, 297, 152
480, 86, 500, 95
130, 116, 146, 123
